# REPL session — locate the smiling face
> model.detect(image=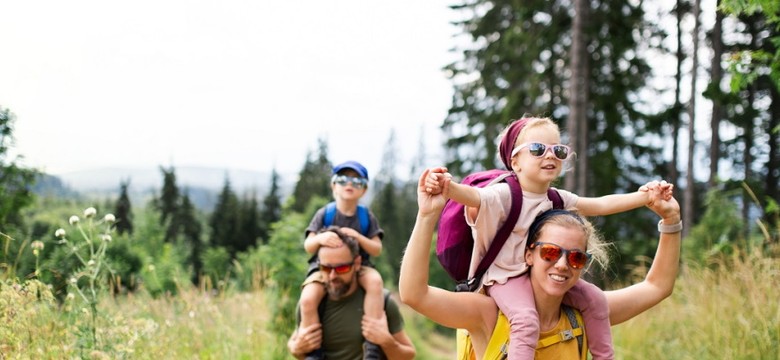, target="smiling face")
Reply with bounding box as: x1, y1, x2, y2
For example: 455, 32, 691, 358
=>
511, 121, 564, 191
525, 222, 587, 300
